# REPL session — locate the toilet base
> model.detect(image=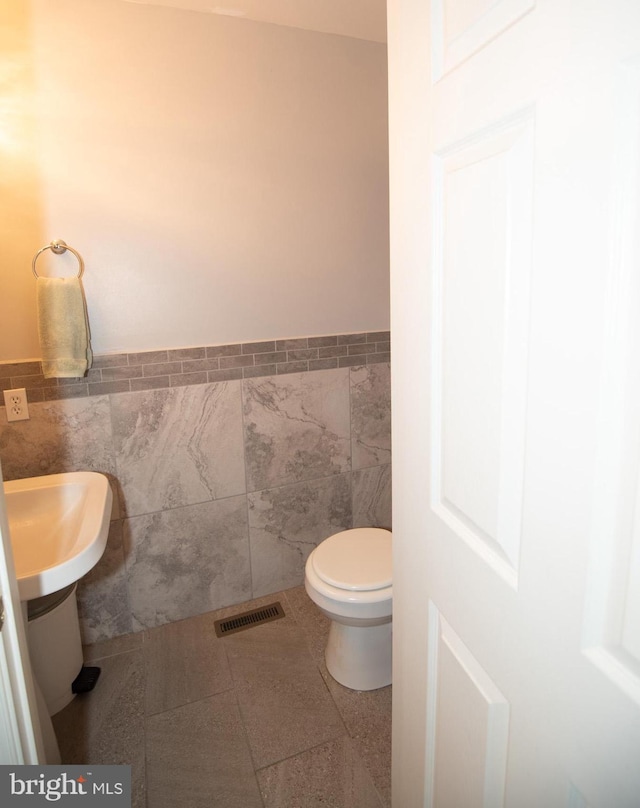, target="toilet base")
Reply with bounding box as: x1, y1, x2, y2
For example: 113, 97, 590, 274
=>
325, 619, 392, 691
